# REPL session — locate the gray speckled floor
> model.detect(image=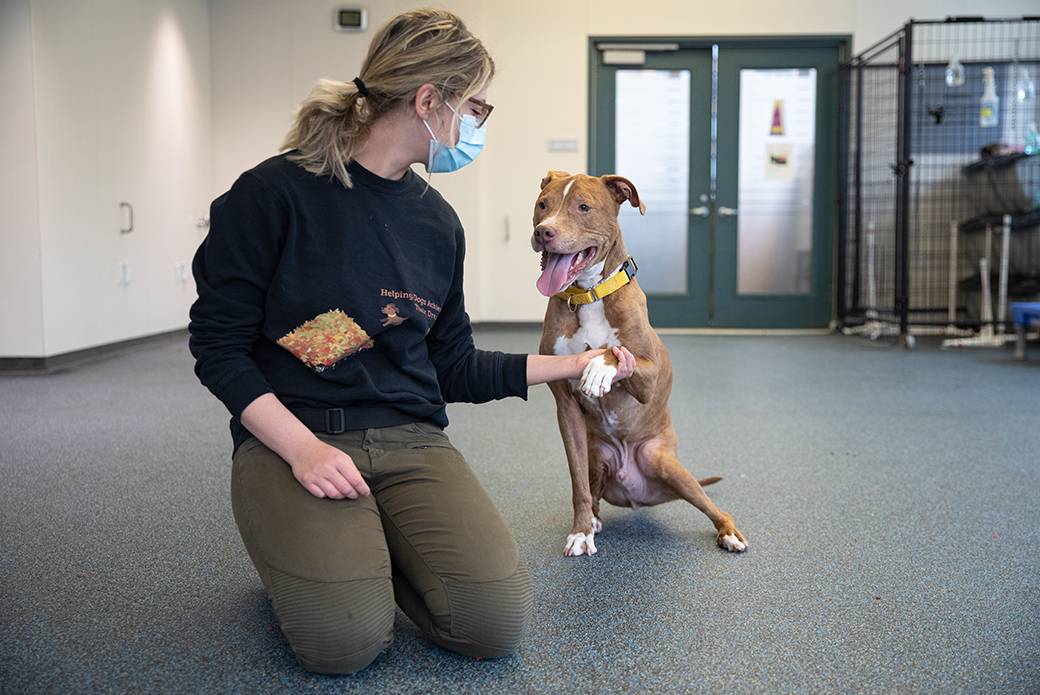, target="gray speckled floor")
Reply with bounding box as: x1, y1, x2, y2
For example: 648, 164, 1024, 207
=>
1, 329, 1038, 694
